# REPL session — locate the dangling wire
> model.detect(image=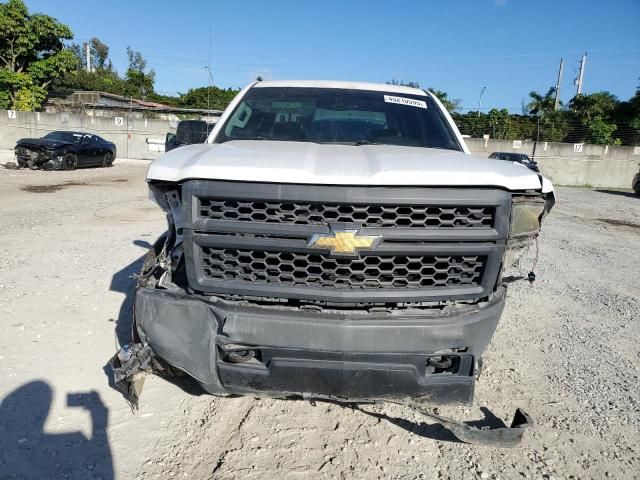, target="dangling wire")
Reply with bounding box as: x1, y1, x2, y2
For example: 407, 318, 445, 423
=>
516, 234, 540, 283
517, 236, 532, 277
528, 236, 539, 283
531, 236, 540, 273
